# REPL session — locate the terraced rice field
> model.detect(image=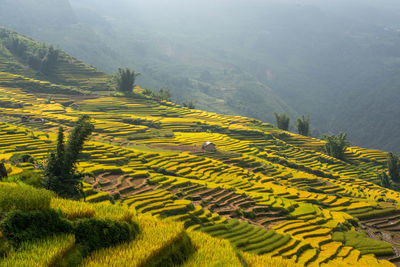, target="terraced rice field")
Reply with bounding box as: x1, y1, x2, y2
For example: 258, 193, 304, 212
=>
0, 66, 399, 266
